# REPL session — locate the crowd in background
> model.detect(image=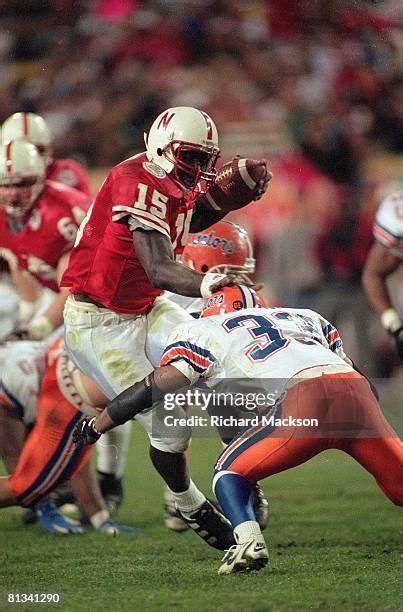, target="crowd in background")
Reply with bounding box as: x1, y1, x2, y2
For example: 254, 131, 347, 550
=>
0, 0, 402, 376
